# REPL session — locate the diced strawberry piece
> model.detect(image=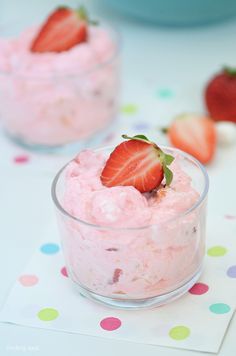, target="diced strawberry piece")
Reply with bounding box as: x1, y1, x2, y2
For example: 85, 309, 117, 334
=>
31, 6, 89, 53
112, 268, 123, 284
168, 114, 216, 164
100, 134, 174, 193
